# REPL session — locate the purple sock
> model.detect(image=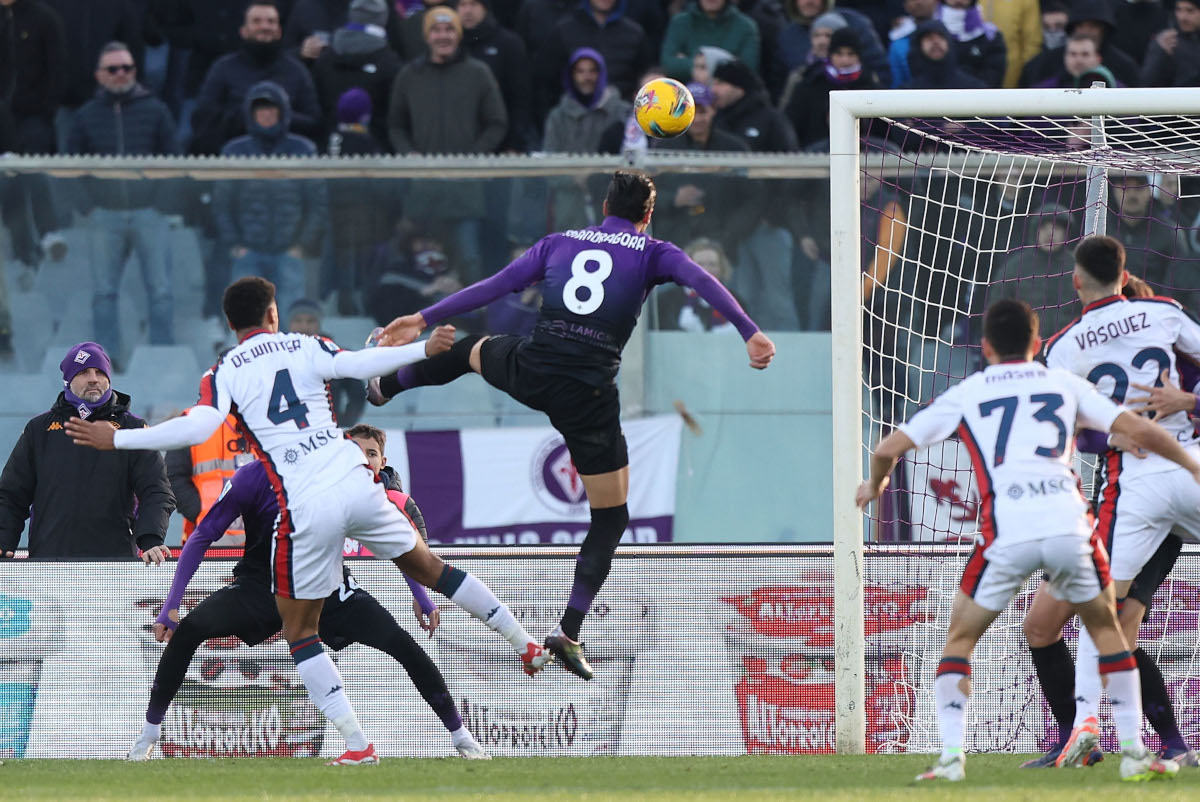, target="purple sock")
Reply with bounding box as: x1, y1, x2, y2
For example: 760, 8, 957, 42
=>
146, 682, 168, 726
430, 690, 463, 732
560, 573, 598, 641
